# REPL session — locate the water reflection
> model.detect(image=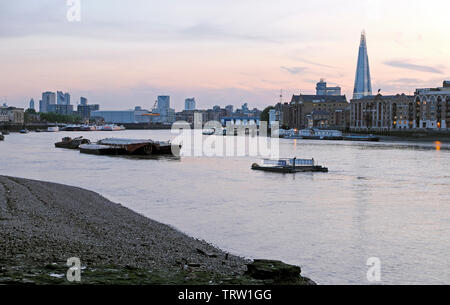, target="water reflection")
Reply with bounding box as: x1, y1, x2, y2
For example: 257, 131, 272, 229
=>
435, 141, 442, 151
0, 130, 449, 284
